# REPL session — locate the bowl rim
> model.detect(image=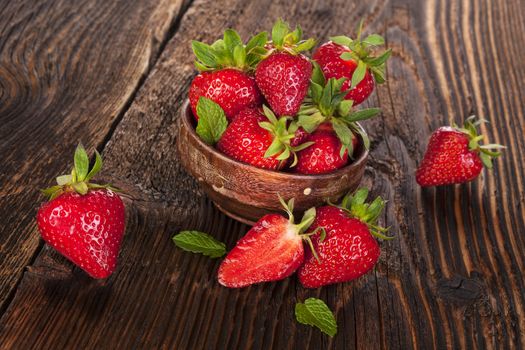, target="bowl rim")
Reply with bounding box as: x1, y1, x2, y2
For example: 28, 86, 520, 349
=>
180, 100, 369, 180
